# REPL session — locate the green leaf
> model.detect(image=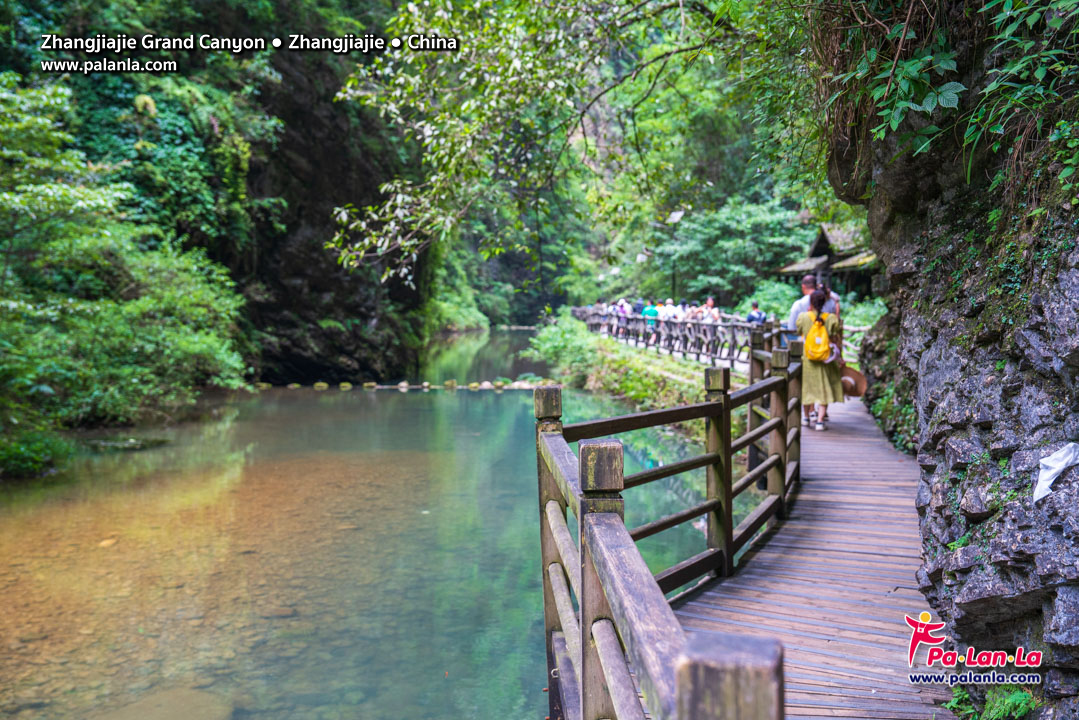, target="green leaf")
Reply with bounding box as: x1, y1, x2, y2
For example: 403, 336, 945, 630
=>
939, 91, 960, 109
913, 135, 933, 154
938, 81, 967, 94
1061, 166, 1075, 180
890, 107, 904, 131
